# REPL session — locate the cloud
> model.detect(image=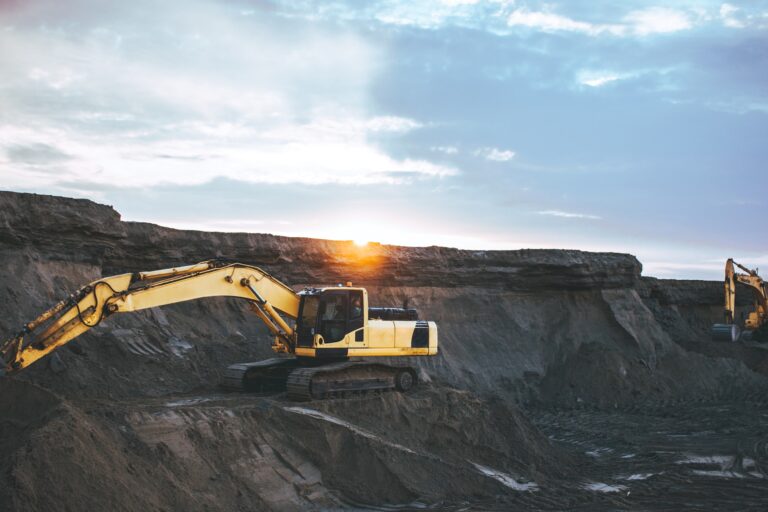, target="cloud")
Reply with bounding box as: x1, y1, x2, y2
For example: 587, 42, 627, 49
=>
431, 145, 458, 154
269, 1, 768, 40
365, 116, 423, 132
28, 67, 82, 90
441, 0, 480, 5
475, 147, 515, 161
372, 0, 486, 29
742, 255, 768, 266
577, 71, 625, 88
575, 67, 680, 90
0, 0, 452, 189
506, 6, 693, 37
624, 7, 692, 36
719, 3, 745, 28
507, 8, 622, 36
6, 143, 72, 164
160, 218, 273, 232
0, 123, 458, 188
536, 210, 601, 220
720, 3, 739, 18
704, 255, 768, 267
